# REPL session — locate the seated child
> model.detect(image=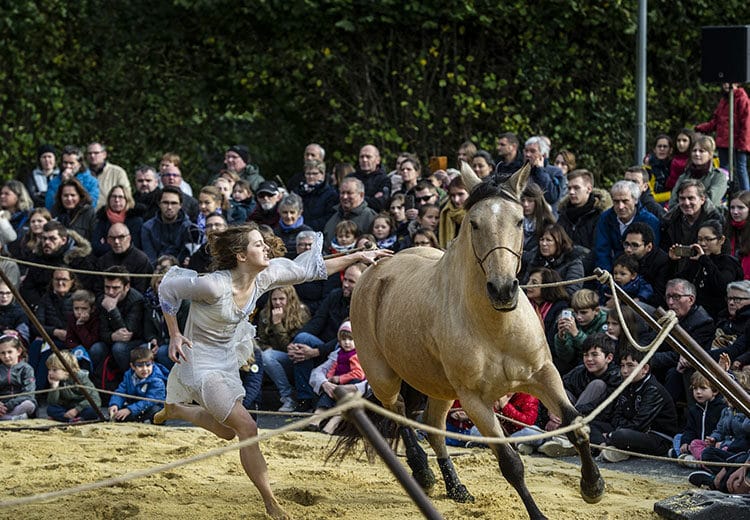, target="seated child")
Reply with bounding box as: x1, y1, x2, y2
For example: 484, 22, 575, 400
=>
553, 289, 608, 375
537, 333, 621, 457
46, 350, 101, 422
670, 371, 726, 464
108, 347, 168, 423
0, 281, 30, 345
370, 213, 398, 250
601, 254, 653, 307
592, 346, 679, 462
308, 321, 364, 433
330, 220, 359, 255
454, 393, 539, 450
689, 367, 750, 489
0, 334, 37, 420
